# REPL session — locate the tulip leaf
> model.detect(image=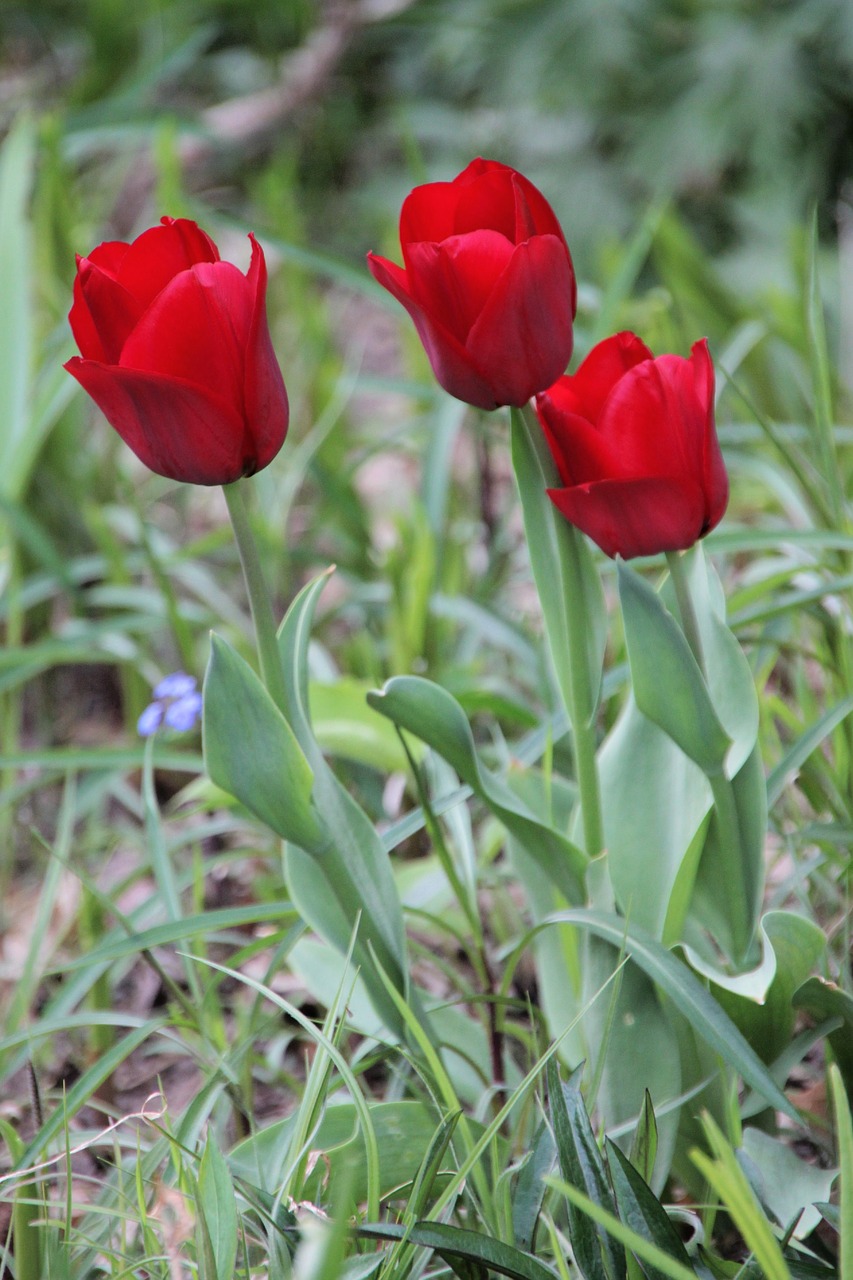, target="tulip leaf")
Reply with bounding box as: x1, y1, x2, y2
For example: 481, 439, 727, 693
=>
202, 633, 322, 851
367, 674, 588, 904
617, 560, 731, 776
510, 406, 607, 727
685, 743, 767, 966
599, 692, 712, 938
674, 546, 759, 777
276, 570, 411, 1037
547, 1058, 626, 1280
0, 115, 34, 503
545, 909, 798, 1122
